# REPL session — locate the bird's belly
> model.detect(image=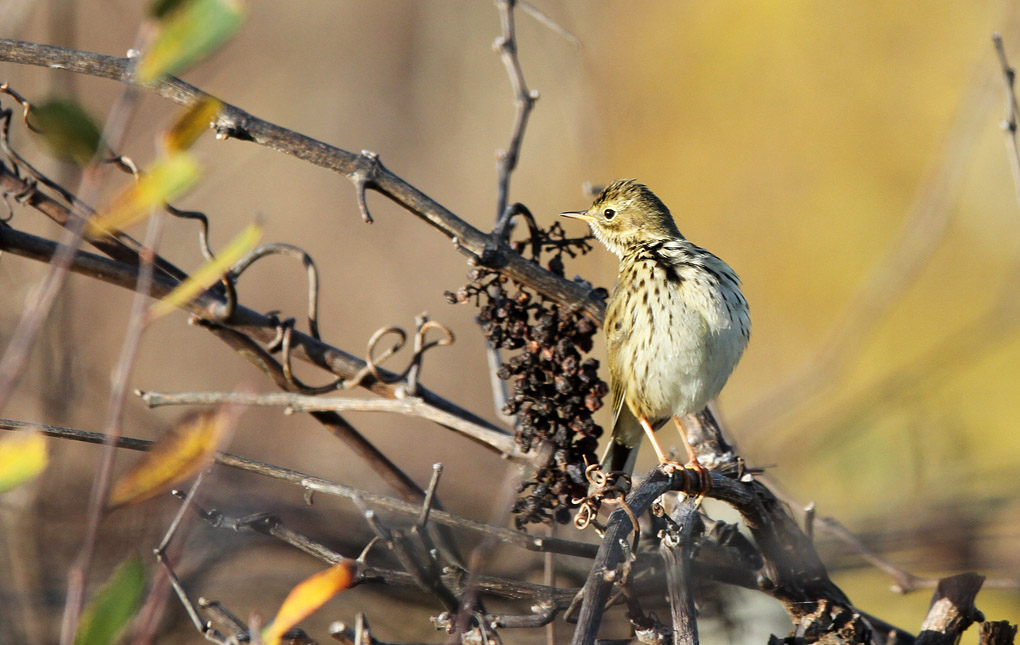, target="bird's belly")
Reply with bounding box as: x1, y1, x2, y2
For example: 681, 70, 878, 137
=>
618, 283, 744, 420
